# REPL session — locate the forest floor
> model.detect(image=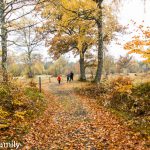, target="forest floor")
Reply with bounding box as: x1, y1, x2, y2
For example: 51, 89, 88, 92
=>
22, 81, 148, 150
